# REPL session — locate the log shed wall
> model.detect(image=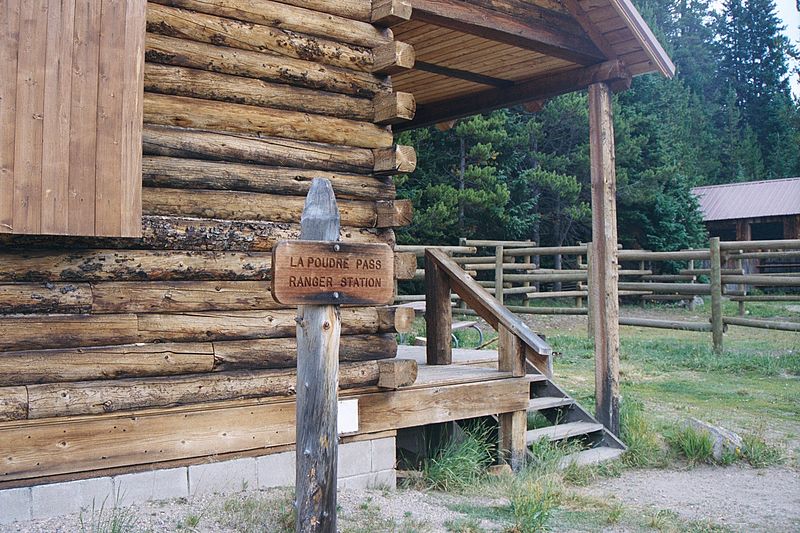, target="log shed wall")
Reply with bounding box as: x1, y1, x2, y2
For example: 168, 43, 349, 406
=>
0, 0, 416, 485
